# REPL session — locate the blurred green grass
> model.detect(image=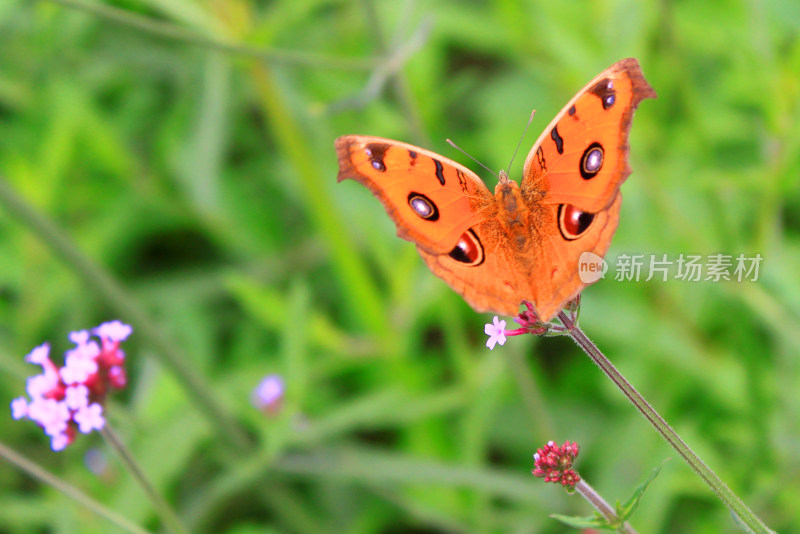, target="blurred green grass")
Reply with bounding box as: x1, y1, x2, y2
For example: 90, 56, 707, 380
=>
1, 0, 799, 532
